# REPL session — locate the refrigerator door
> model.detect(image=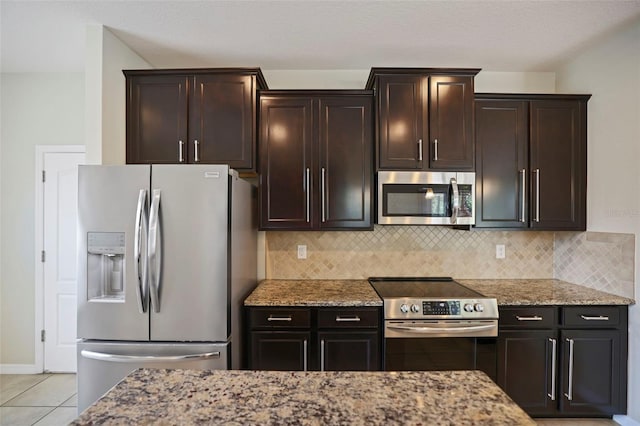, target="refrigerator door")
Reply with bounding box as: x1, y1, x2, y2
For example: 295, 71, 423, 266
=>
149, 165, 230, 341
77, 340, 228, 414
77, 165, 151, 341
